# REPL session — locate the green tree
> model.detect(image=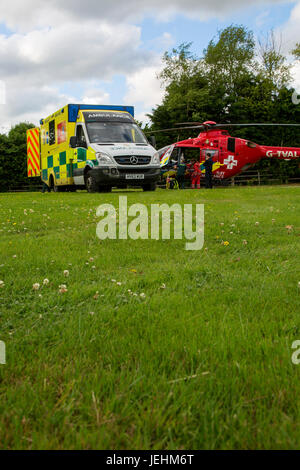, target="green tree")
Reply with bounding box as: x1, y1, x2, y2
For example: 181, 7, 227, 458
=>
292, 43, 300, 59
257, 31, 291, 92
148, 24, 300, 182
0, 133, 9, 191
204, 25, 255, 95
157, 43, 209, 121
0, 122, 38, 192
